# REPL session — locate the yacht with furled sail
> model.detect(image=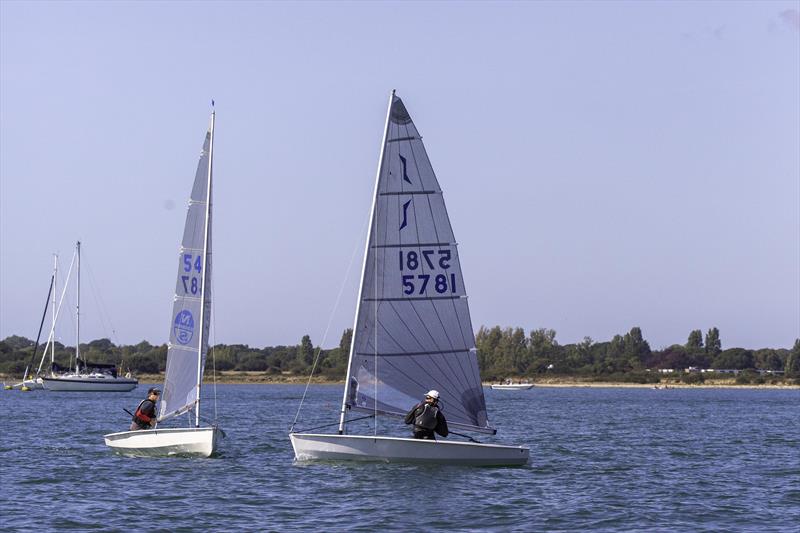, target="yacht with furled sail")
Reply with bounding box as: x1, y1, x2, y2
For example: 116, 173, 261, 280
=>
289, 91, 529, 466
39, 242, 138, 392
